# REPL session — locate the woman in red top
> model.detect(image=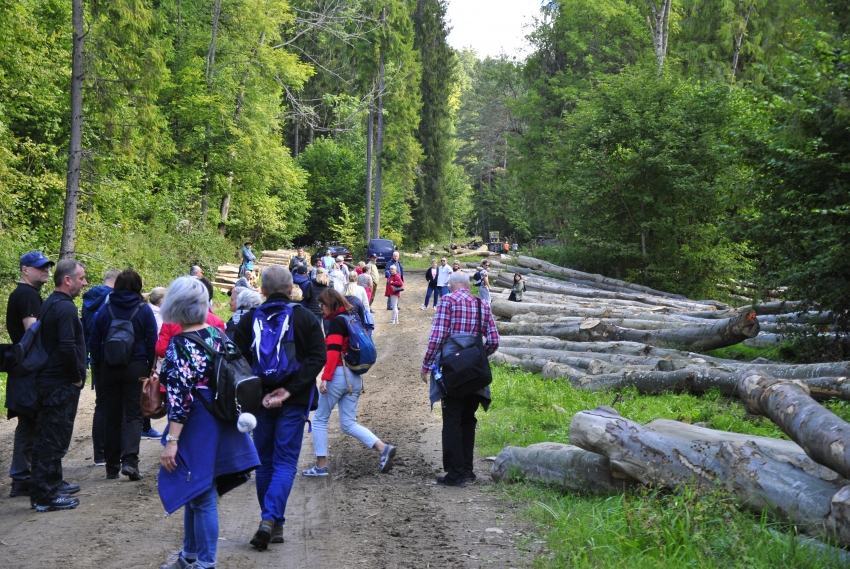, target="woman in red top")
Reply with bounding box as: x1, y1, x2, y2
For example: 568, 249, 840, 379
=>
384, 265, 403, 324
301, 289, 396, 477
